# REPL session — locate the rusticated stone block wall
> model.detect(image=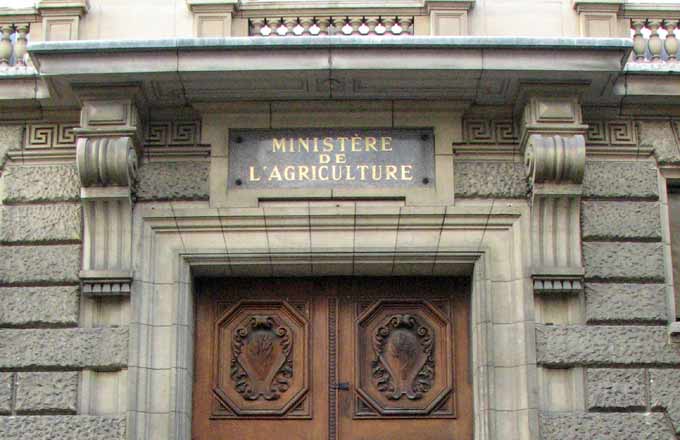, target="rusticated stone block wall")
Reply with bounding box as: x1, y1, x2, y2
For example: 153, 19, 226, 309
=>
539, 158, 680, 439
0, 126, 126, 440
